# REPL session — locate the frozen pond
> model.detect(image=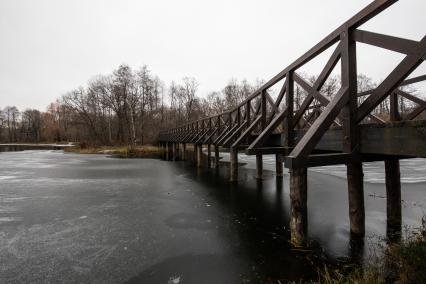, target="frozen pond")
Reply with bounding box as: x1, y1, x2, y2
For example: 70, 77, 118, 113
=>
0, 150, 425, 283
